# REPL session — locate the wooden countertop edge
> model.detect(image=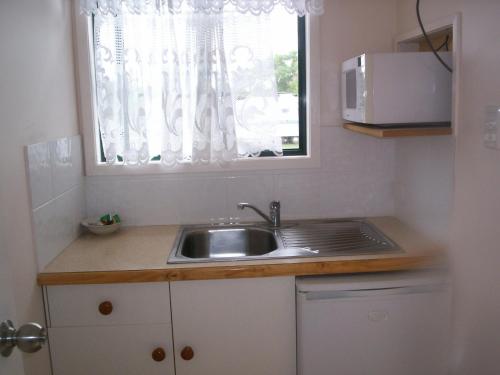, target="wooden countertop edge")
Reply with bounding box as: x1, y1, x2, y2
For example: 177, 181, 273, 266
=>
37, 255, 443, 285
